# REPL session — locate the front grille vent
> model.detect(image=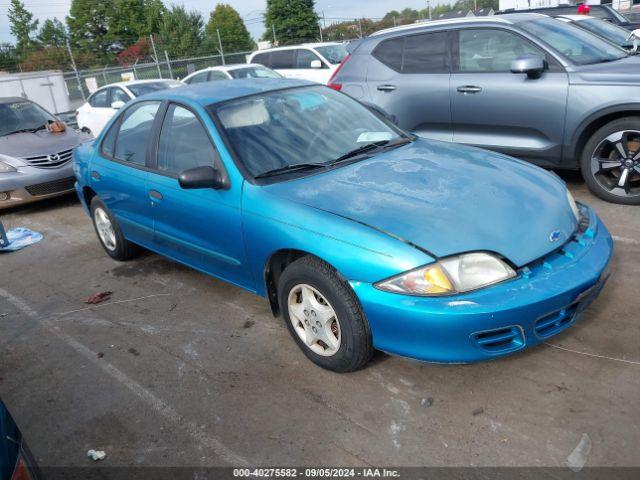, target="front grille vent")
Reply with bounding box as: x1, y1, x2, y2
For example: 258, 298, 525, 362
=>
23, 149, 73, 168
25, 176, 76, 196
471, 326, 524, 354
